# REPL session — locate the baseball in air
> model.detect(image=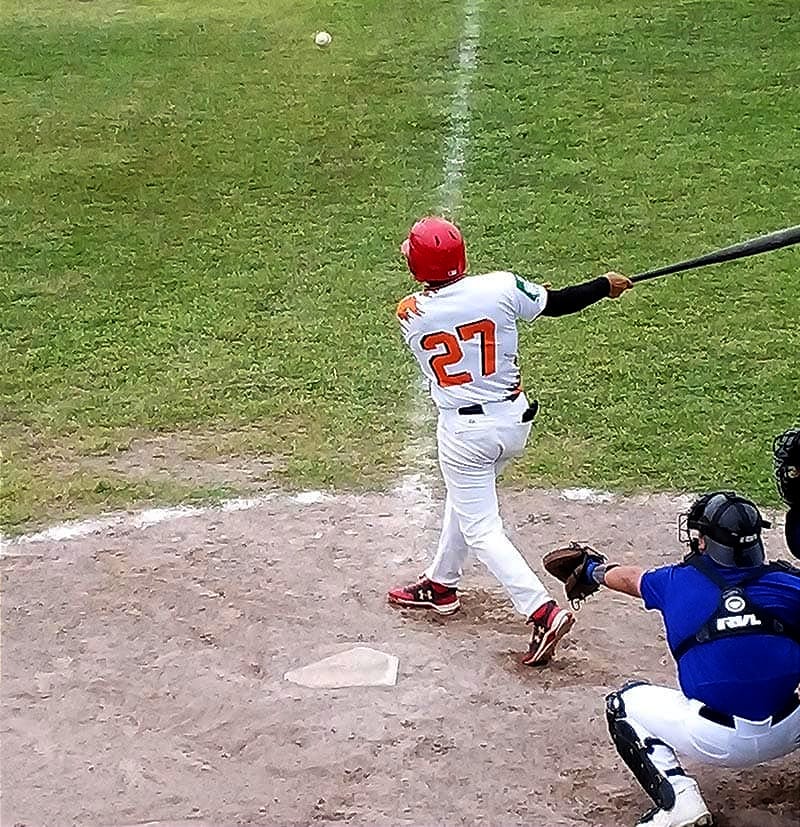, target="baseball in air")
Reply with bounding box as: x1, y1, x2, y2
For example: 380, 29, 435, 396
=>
314, 31, 332, 48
